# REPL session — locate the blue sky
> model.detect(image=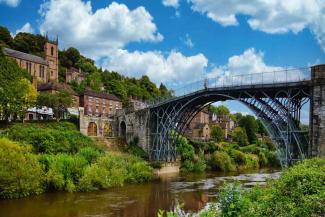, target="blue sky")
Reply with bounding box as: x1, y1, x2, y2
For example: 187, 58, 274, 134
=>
1, 0, 325, 122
